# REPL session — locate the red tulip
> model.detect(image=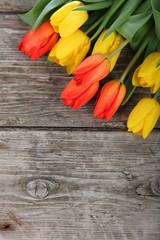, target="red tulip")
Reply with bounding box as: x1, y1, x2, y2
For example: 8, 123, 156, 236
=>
18, 20, 59, 60
94, 80, 126, 121
72, 53, 110, 86
61, 79, 99, 110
